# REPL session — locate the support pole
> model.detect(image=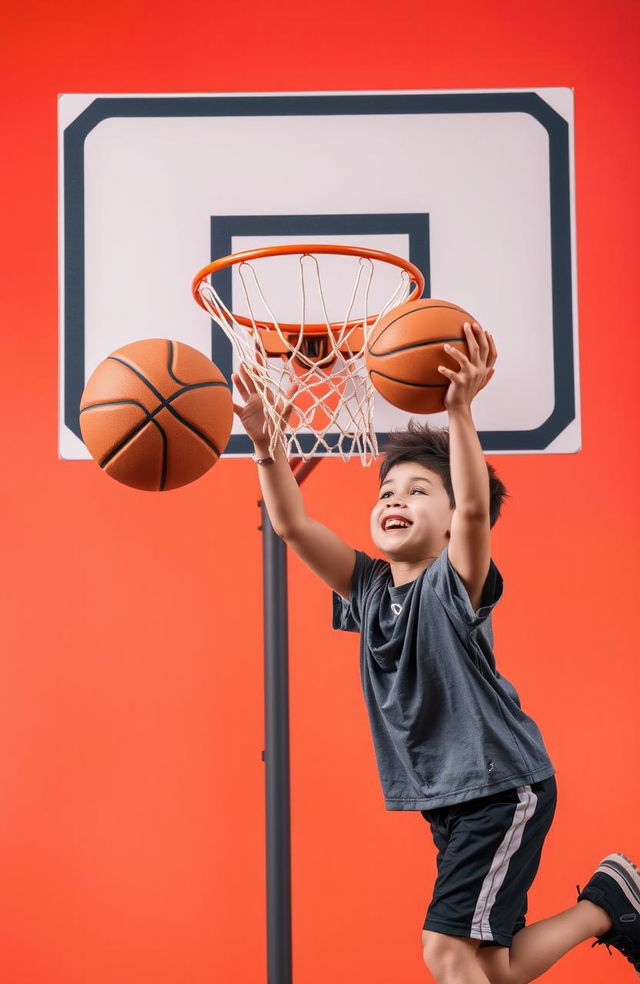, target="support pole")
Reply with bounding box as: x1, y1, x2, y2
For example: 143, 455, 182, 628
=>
259, 456, 322, 984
